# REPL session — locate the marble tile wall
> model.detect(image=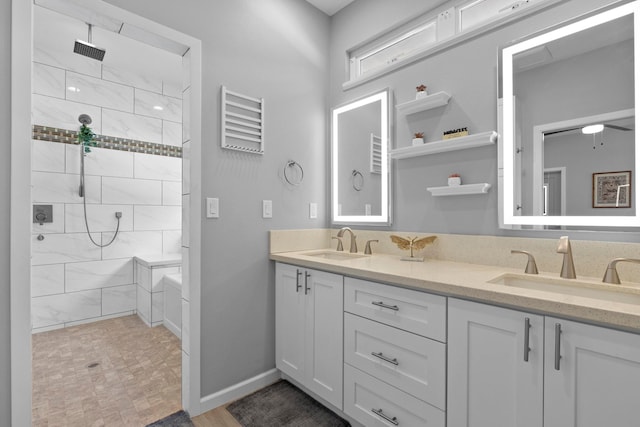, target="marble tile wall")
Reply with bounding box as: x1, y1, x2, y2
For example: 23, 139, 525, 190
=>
31, 51, 183, 333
